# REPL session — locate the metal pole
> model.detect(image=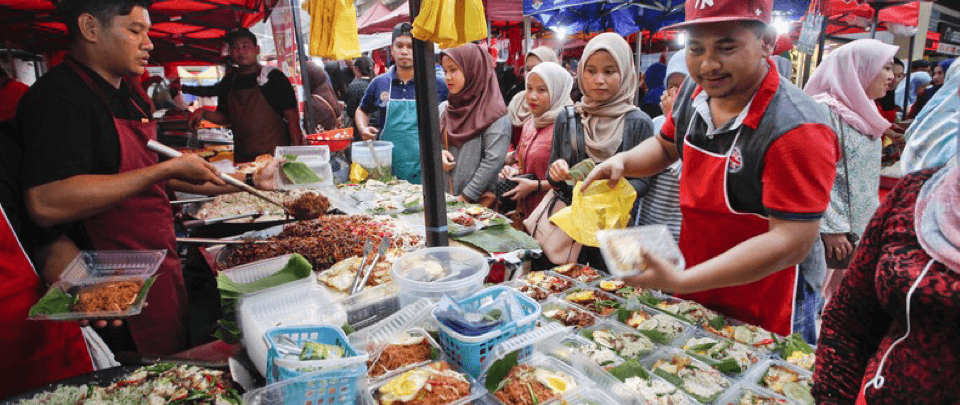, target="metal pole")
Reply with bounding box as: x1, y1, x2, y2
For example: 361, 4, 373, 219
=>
903, 37, 914, 120
635, 31, 642, 73
524, 16, 532, 55
290, 0, 315, 134
409, 0, 449, 247
869, 5, 879, 39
